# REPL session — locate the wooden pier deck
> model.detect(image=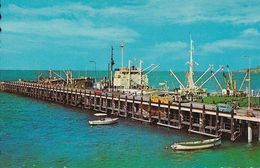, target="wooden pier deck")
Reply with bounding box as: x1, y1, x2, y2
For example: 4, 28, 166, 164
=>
1, 81, 259, 142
